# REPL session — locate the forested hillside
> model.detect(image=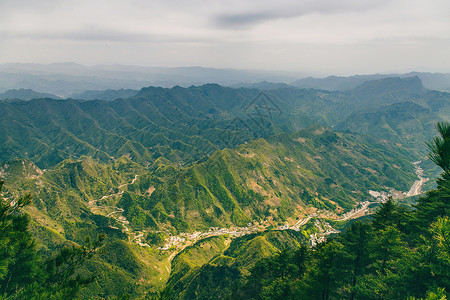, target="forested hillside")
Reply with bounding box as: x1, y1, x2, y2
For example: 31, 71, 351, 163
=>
2, 78, 450, 169
1, 78, 449, 298
214, 123, 450, 299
